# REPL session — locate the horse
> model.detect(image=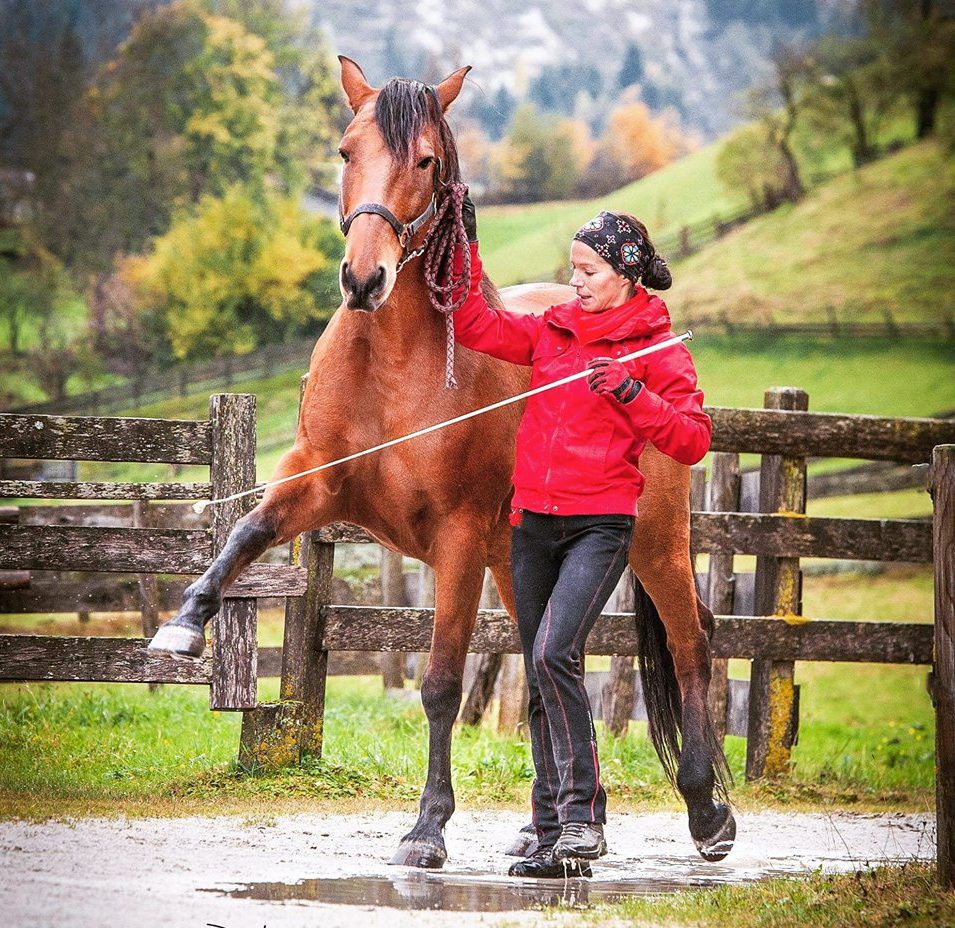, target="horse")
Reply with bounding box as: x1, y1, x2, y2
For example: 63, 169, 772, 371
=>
148, 56, 735, 869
